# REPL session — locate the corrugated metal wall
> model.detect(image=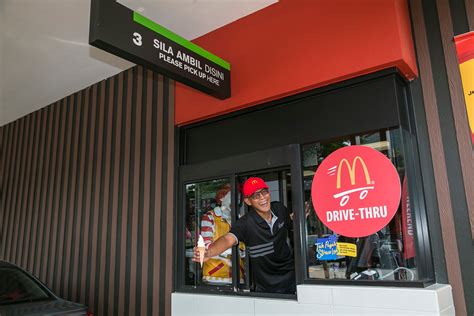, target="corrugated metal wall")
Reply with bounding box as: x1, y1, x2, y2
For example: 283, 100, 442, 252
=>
0, 66, 175, 316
